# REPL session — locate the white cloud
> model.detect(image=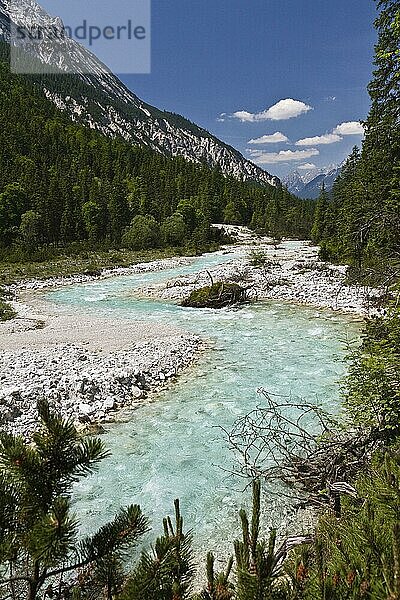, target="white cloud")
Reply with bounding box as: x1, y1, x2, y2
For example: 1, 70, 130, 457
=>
298, 163, 317, 170
333, 121, 364, 135
263, 99, 313, 121
217, 112, 227, 122
295, 133, 342, 146
232, 98, 313, 122
248, 148, 319, 165
248, 132, 289, 144
232, 110, 257, 122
